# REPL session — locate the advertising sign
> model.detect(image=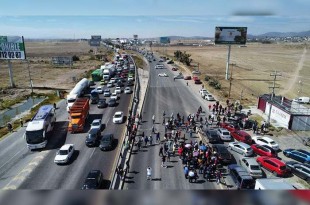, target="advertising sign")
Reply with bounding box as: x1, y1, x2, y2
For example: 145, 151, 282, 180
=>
89, 35, 101, 46
0, 36, 26, 59
52, 56, 73, 66
133, 35, 138, 40
214, 27, 247, 45
160, 37, 170, 44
